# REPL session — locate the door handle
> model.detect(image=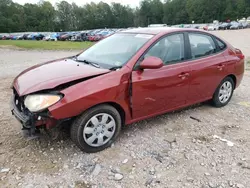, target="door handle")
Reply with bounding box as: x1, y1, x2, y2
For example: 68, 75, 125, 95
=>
178, 73, 190, 79
217, 64, 225, 70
